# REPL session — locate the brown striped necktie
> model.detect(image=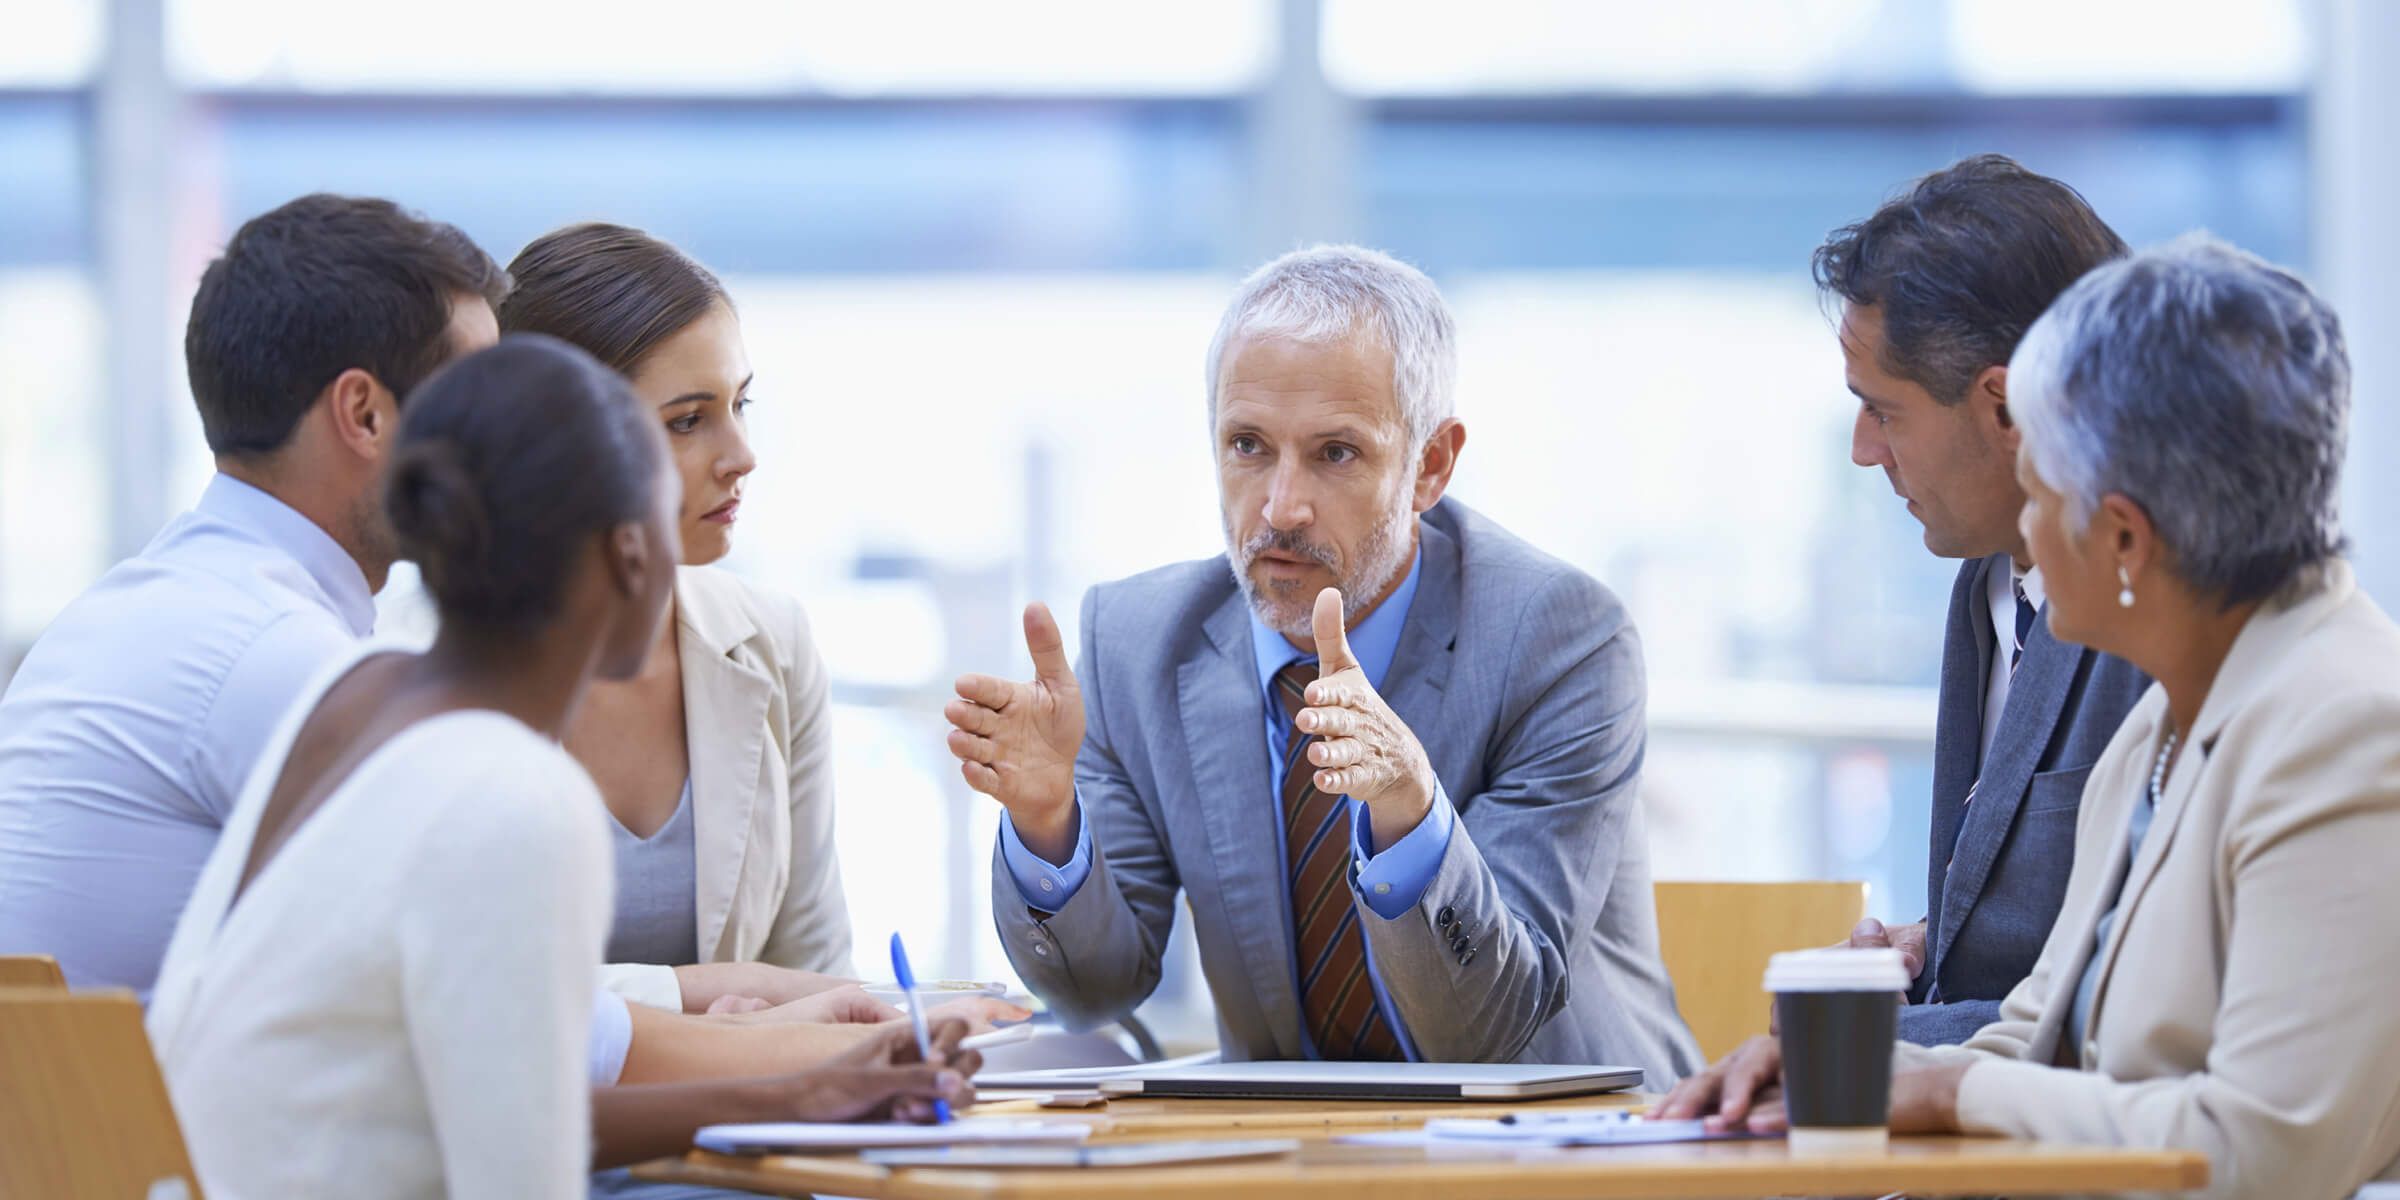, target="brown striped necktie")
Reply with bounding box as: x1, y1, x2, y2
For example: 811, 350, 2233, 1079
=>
1273, 660, 1402, 1061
